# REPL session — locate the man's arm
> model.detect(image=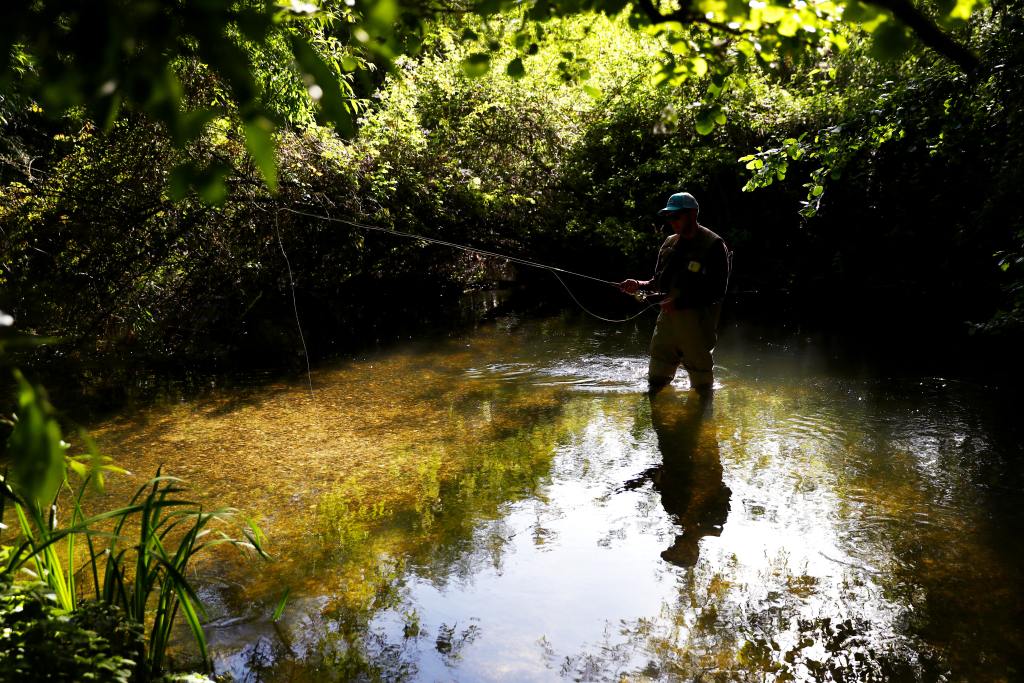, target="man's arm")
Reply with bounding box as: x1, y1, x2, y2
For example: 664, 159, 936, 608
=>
707, 239, 730, 303
619, 236, 672, 295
